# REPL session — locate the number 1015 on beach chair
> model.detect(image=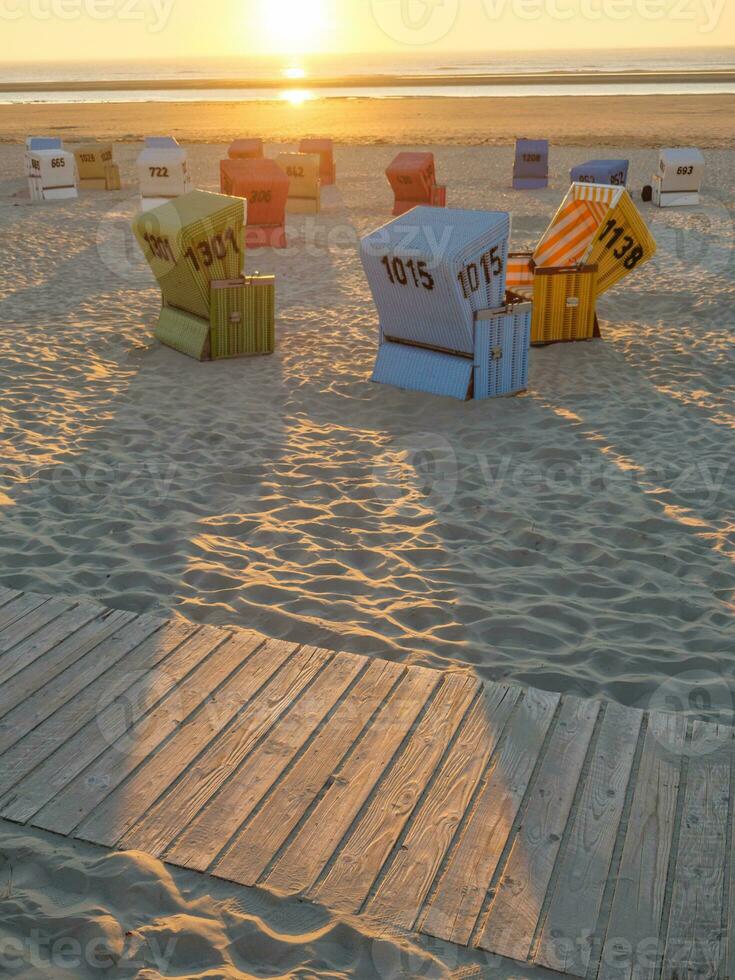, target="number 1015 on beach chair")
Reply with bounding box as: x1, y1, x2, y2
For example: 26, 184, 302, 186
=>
132, 190, 275, 361
507, 182, 657, 344
361, 207, 530, 401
